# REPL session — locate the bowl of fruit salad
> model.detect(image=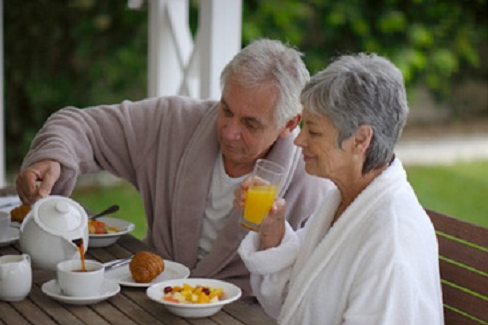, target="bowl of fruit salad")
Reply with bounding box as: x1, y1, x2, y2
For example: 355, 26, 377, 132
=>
88, 216, 135, 248
146, 278, 242, 318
